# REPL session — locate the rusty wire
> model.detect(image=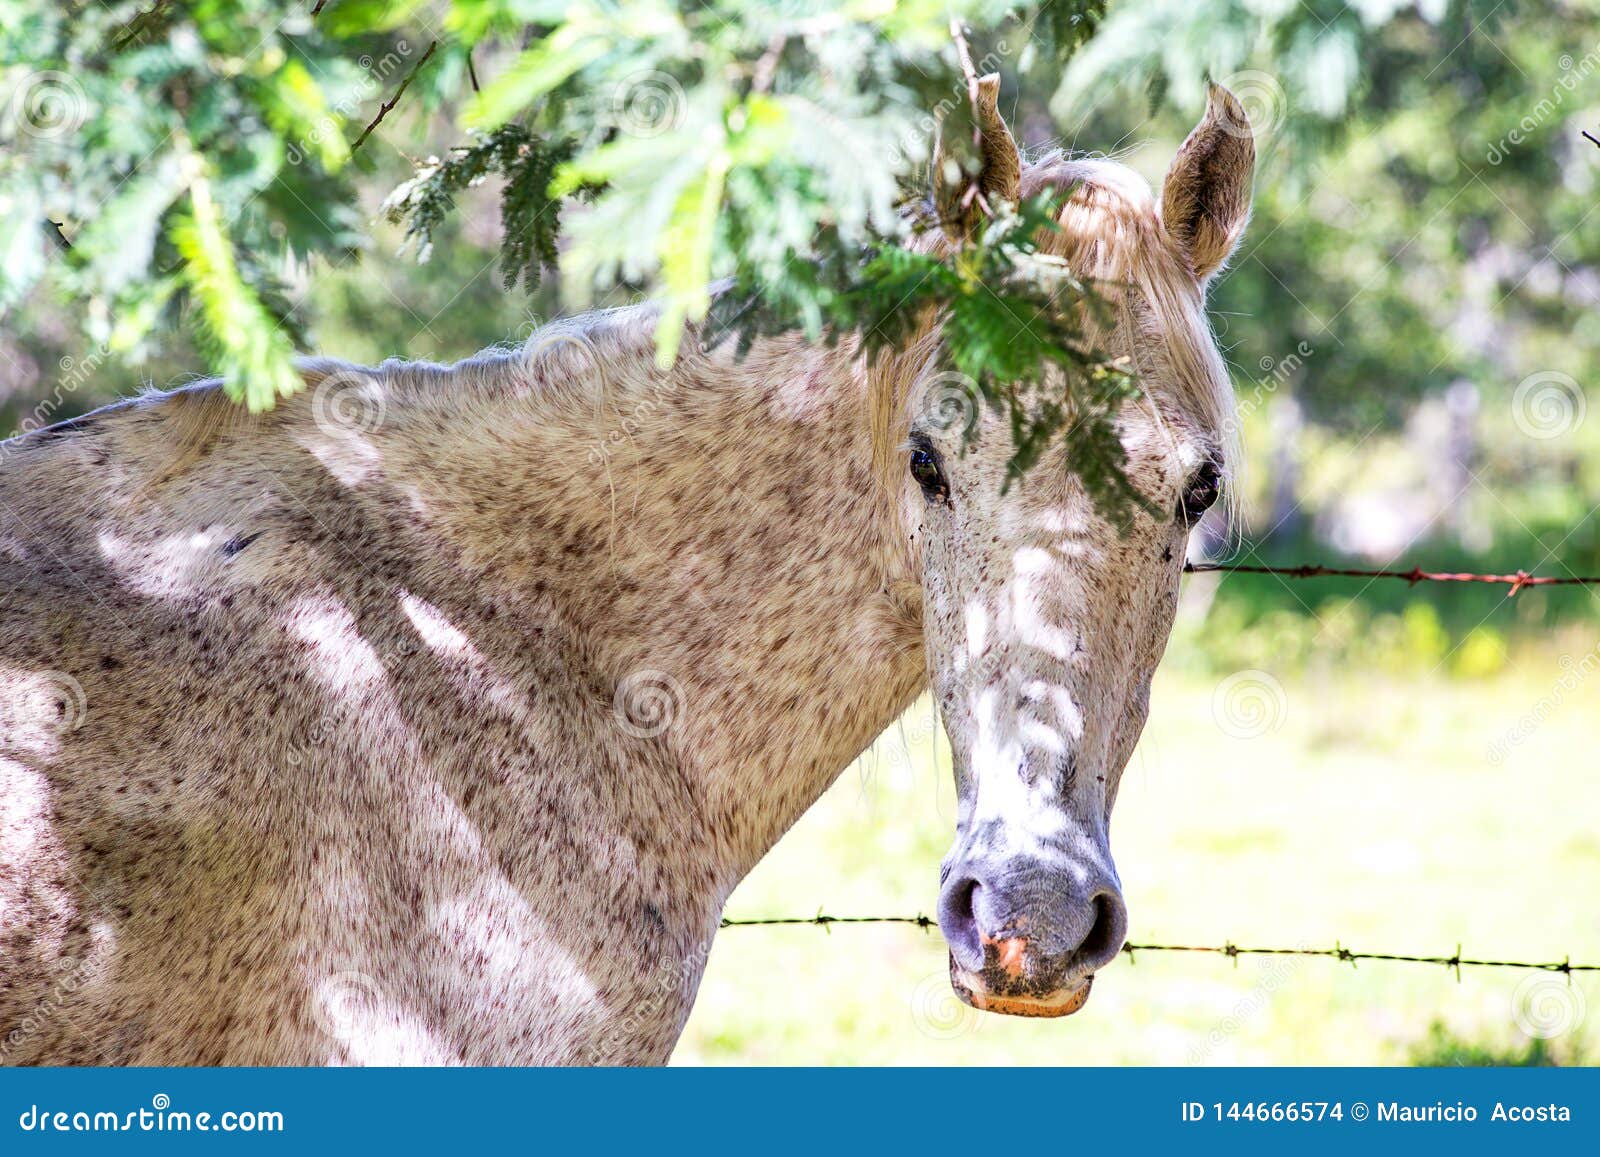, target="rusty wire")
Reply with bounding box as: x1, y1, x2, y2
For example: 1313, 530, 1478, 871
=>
717, 915, 1599, 977
1184, 560, 1600, 595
